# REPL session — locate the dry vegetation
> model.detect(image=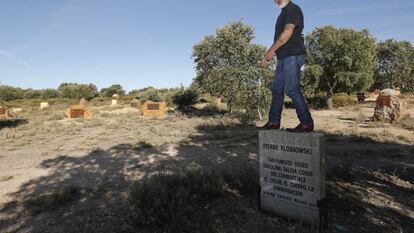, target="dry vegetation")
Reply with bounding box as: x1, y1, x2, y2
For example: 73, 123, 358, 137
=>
0, 99, 413, 233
